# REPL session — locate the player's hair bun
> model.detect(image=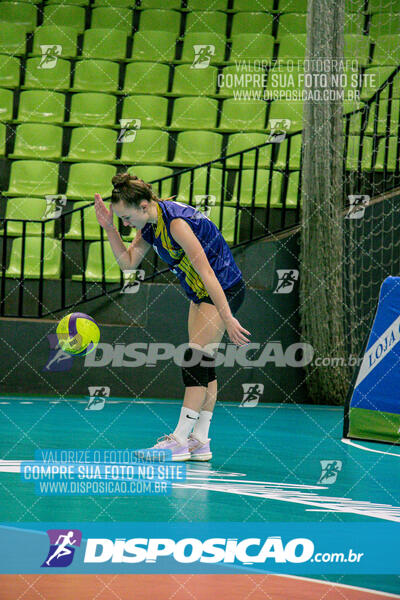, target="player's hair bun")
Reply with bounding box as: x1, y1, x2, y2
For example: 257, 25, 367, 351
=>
111, 172, 157, 206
